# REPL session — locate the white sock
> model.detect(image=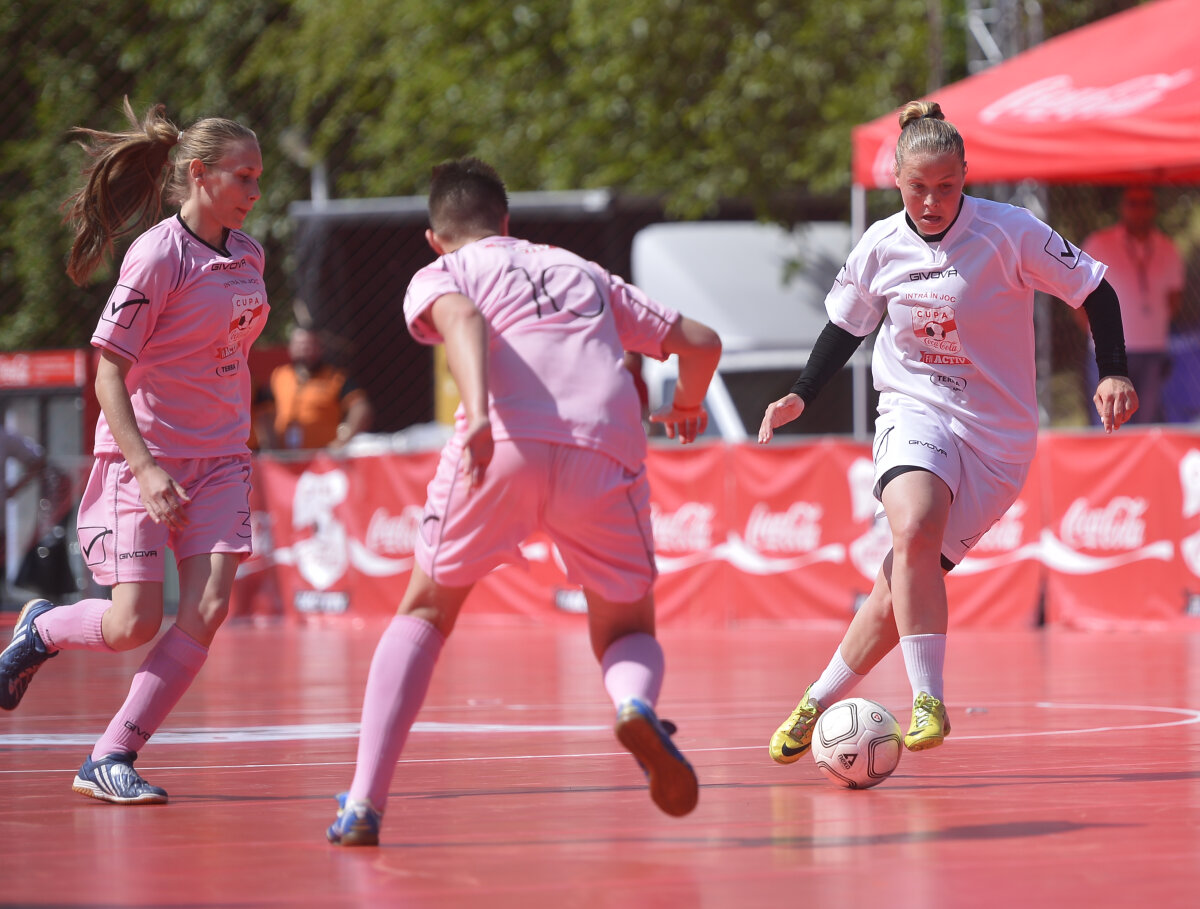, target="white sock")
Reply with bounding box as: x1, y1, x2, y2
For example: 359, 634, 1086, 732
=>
809, 647, 864, 706
900, 634, 946, 702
